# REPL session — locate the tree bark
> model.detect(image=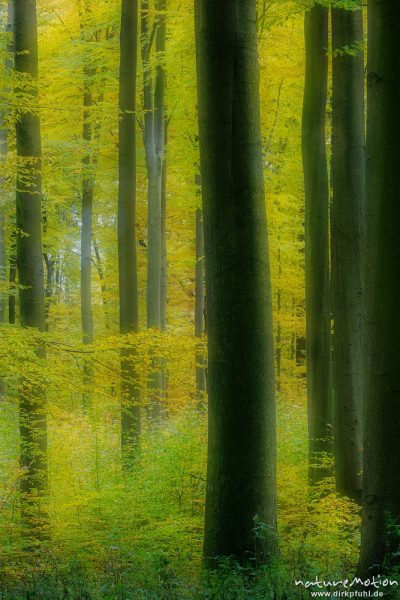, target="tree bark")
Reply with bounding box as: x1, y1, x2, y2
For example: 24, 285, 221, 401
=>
80, 18, 94, 348
93, 238, 109, 329
8, 243, 16, 324
331, 3, 364, 502
14, 0, 48, 536
301, 4, 332, 485
195, 201, 206, 402
359, 0, 400, 576
141, 0, 166, 419
196, 0, 277, 565
119, 0, 141, 459
160, 151, 167, 399
80, 2, 95, 408
1, 1, 14, 326
276, 247, 282, 393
